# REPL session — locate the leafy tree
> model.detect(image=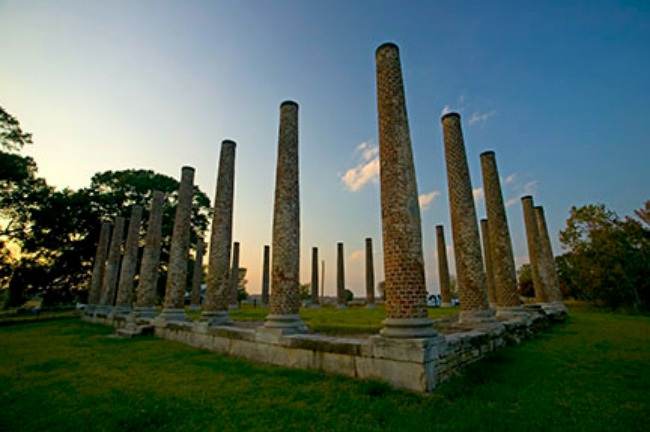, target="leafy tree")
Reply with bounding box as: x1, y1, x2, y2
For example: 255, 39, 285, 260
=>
237, 268, 248, 302
559, 203, 650, 310
516, 264, 534, 298
0, 106, 32, 152
344, 289, 354, 302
